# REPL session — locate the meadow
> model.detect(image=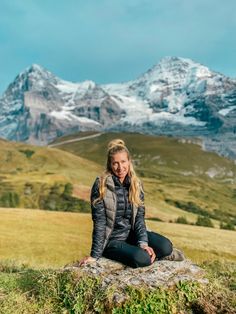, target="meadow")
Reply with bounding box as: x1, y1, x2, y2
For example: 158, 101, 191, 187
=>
53, 132, 236, 226
1, 132, 236, 226
1, 207, 235, 268
1, 207, 235, 313
0, 132, 236, 313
